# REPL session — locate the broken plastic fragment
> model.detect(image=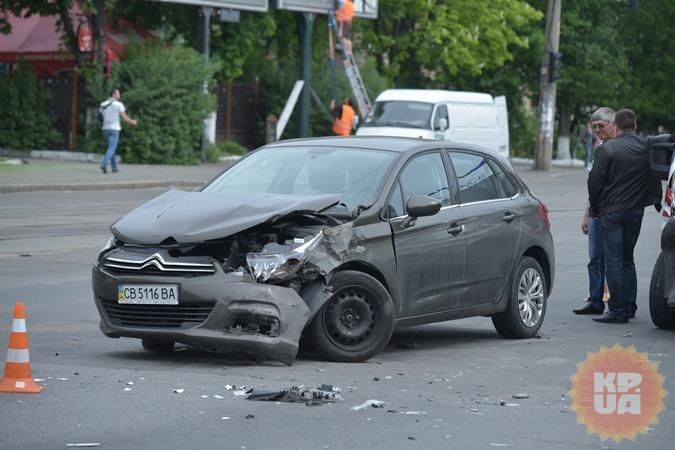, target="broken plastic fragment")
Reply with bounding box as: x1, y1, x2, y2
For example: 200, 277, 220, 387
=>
173, 388, 184, 394
66, 444, 101, 448
225, 385, 234, 390
246, 385, 342, 403
234, 388, 252, 397
124, 387, 132, 392
351, 399, 386, 411
512, 393, 529, 399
